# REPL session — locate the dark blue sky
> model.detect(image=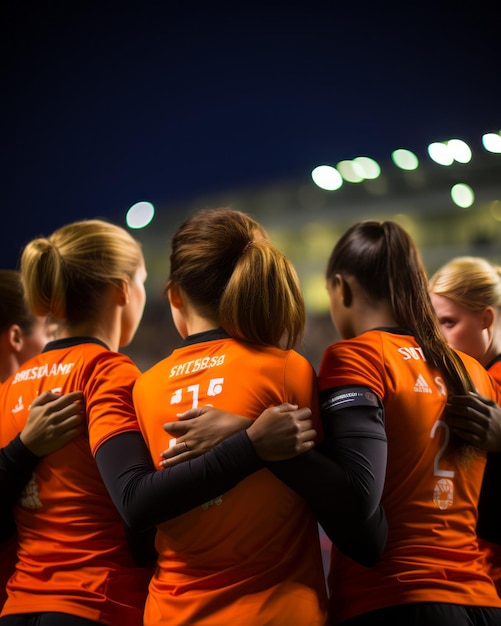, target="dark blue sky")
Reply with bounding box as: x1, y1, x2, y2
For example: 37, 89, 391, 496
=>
4, 1, 500, 268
